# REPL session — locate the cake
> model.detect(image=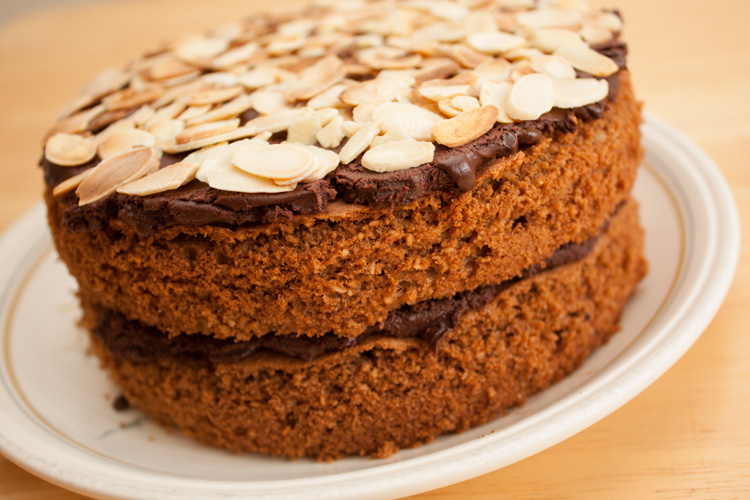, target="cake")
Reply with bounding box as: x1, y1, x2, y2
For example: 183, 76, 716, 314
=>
41, 0, 646, 460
